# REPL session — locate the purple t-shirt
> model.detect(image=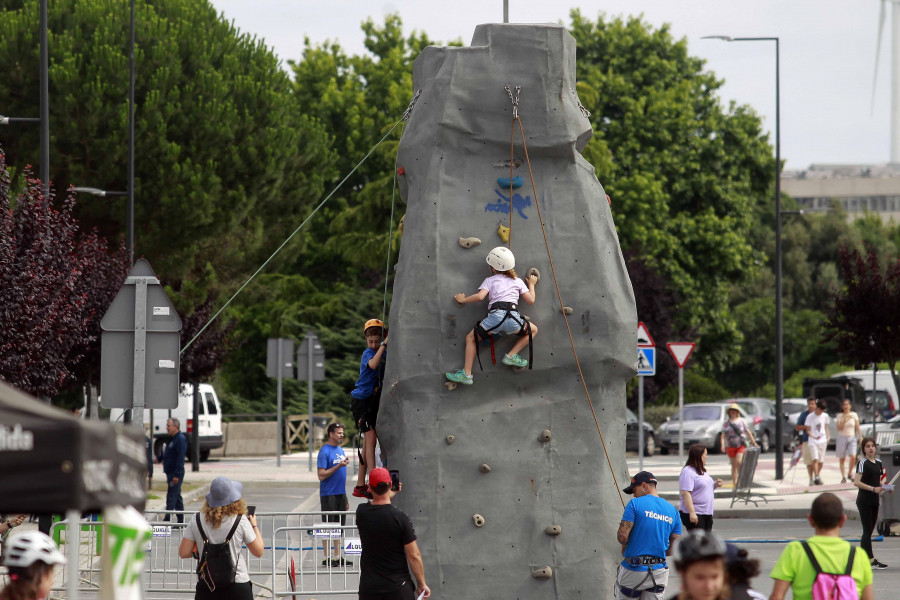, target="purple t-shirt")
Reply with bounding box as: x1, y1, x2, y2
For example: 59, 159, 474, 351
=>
678, 466, 715, 515
478, 274, 529, 306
